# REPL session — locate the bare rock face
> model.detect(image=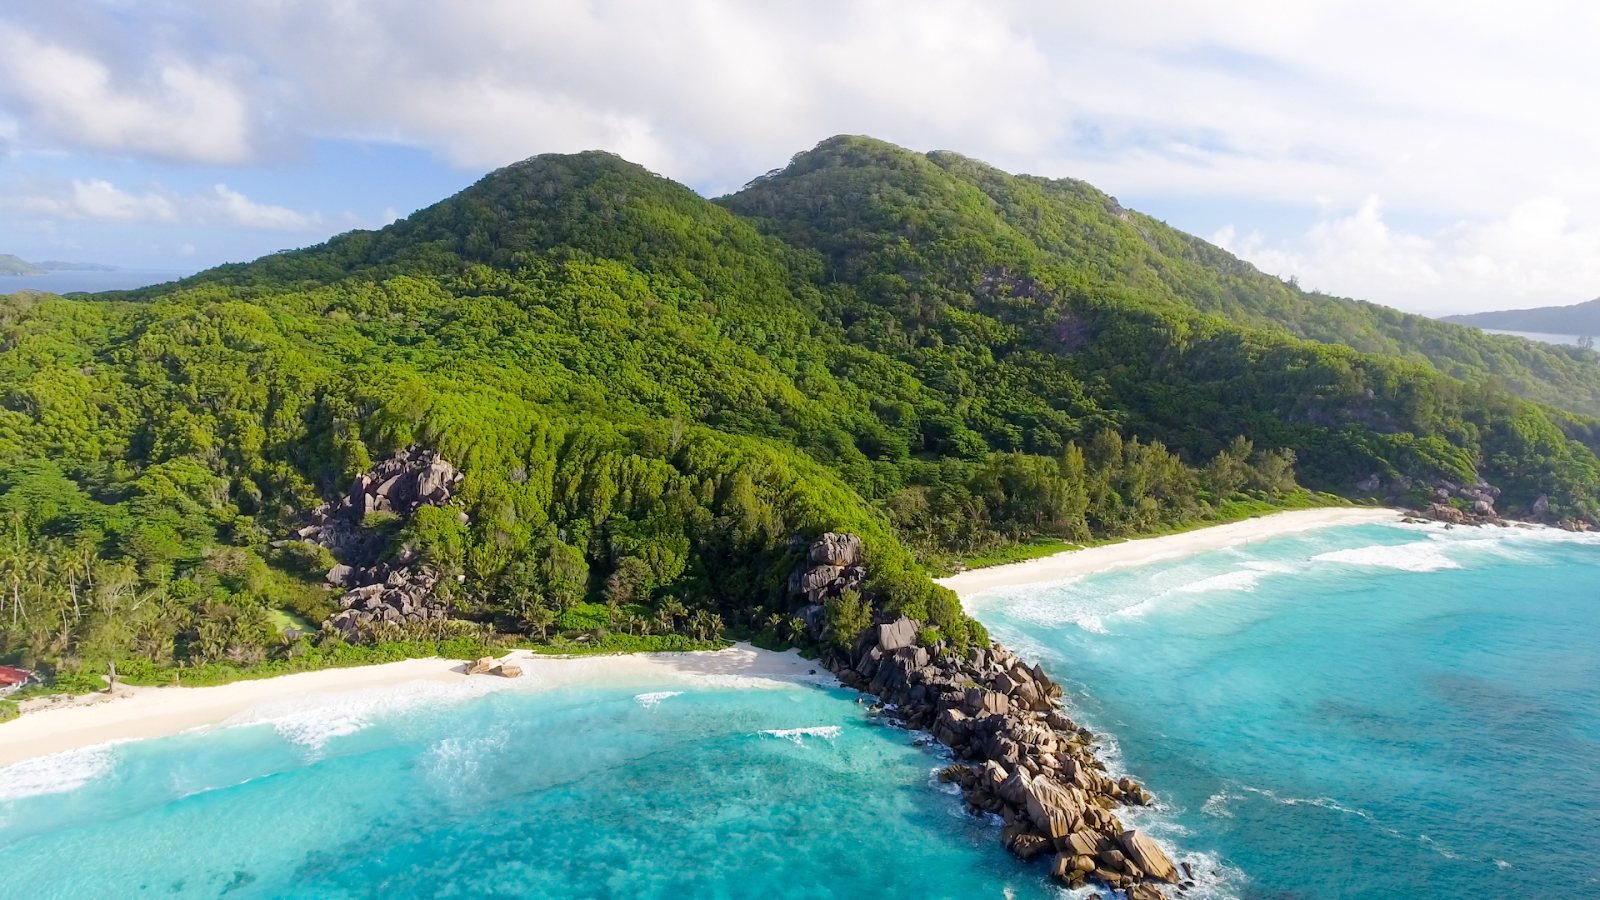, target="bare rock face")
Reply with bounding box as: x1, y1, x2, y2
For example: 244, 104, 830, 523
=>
1117, 830, 1178, 883
809, 532, 863, 566
787, 532, 868, 604
324, 564, 451, 638
277, 447, 467, 639
299, 447, 464, 555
